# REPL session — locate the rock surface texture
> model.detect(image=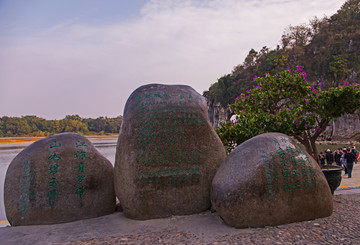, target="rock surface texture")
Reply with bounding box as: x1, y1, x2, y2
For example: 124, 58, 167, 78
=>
320, 113, 360, 142
211, 132, 333, 228
205, 96, 231, 128
4, 132, 116, 226
115, 84, 226, 220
